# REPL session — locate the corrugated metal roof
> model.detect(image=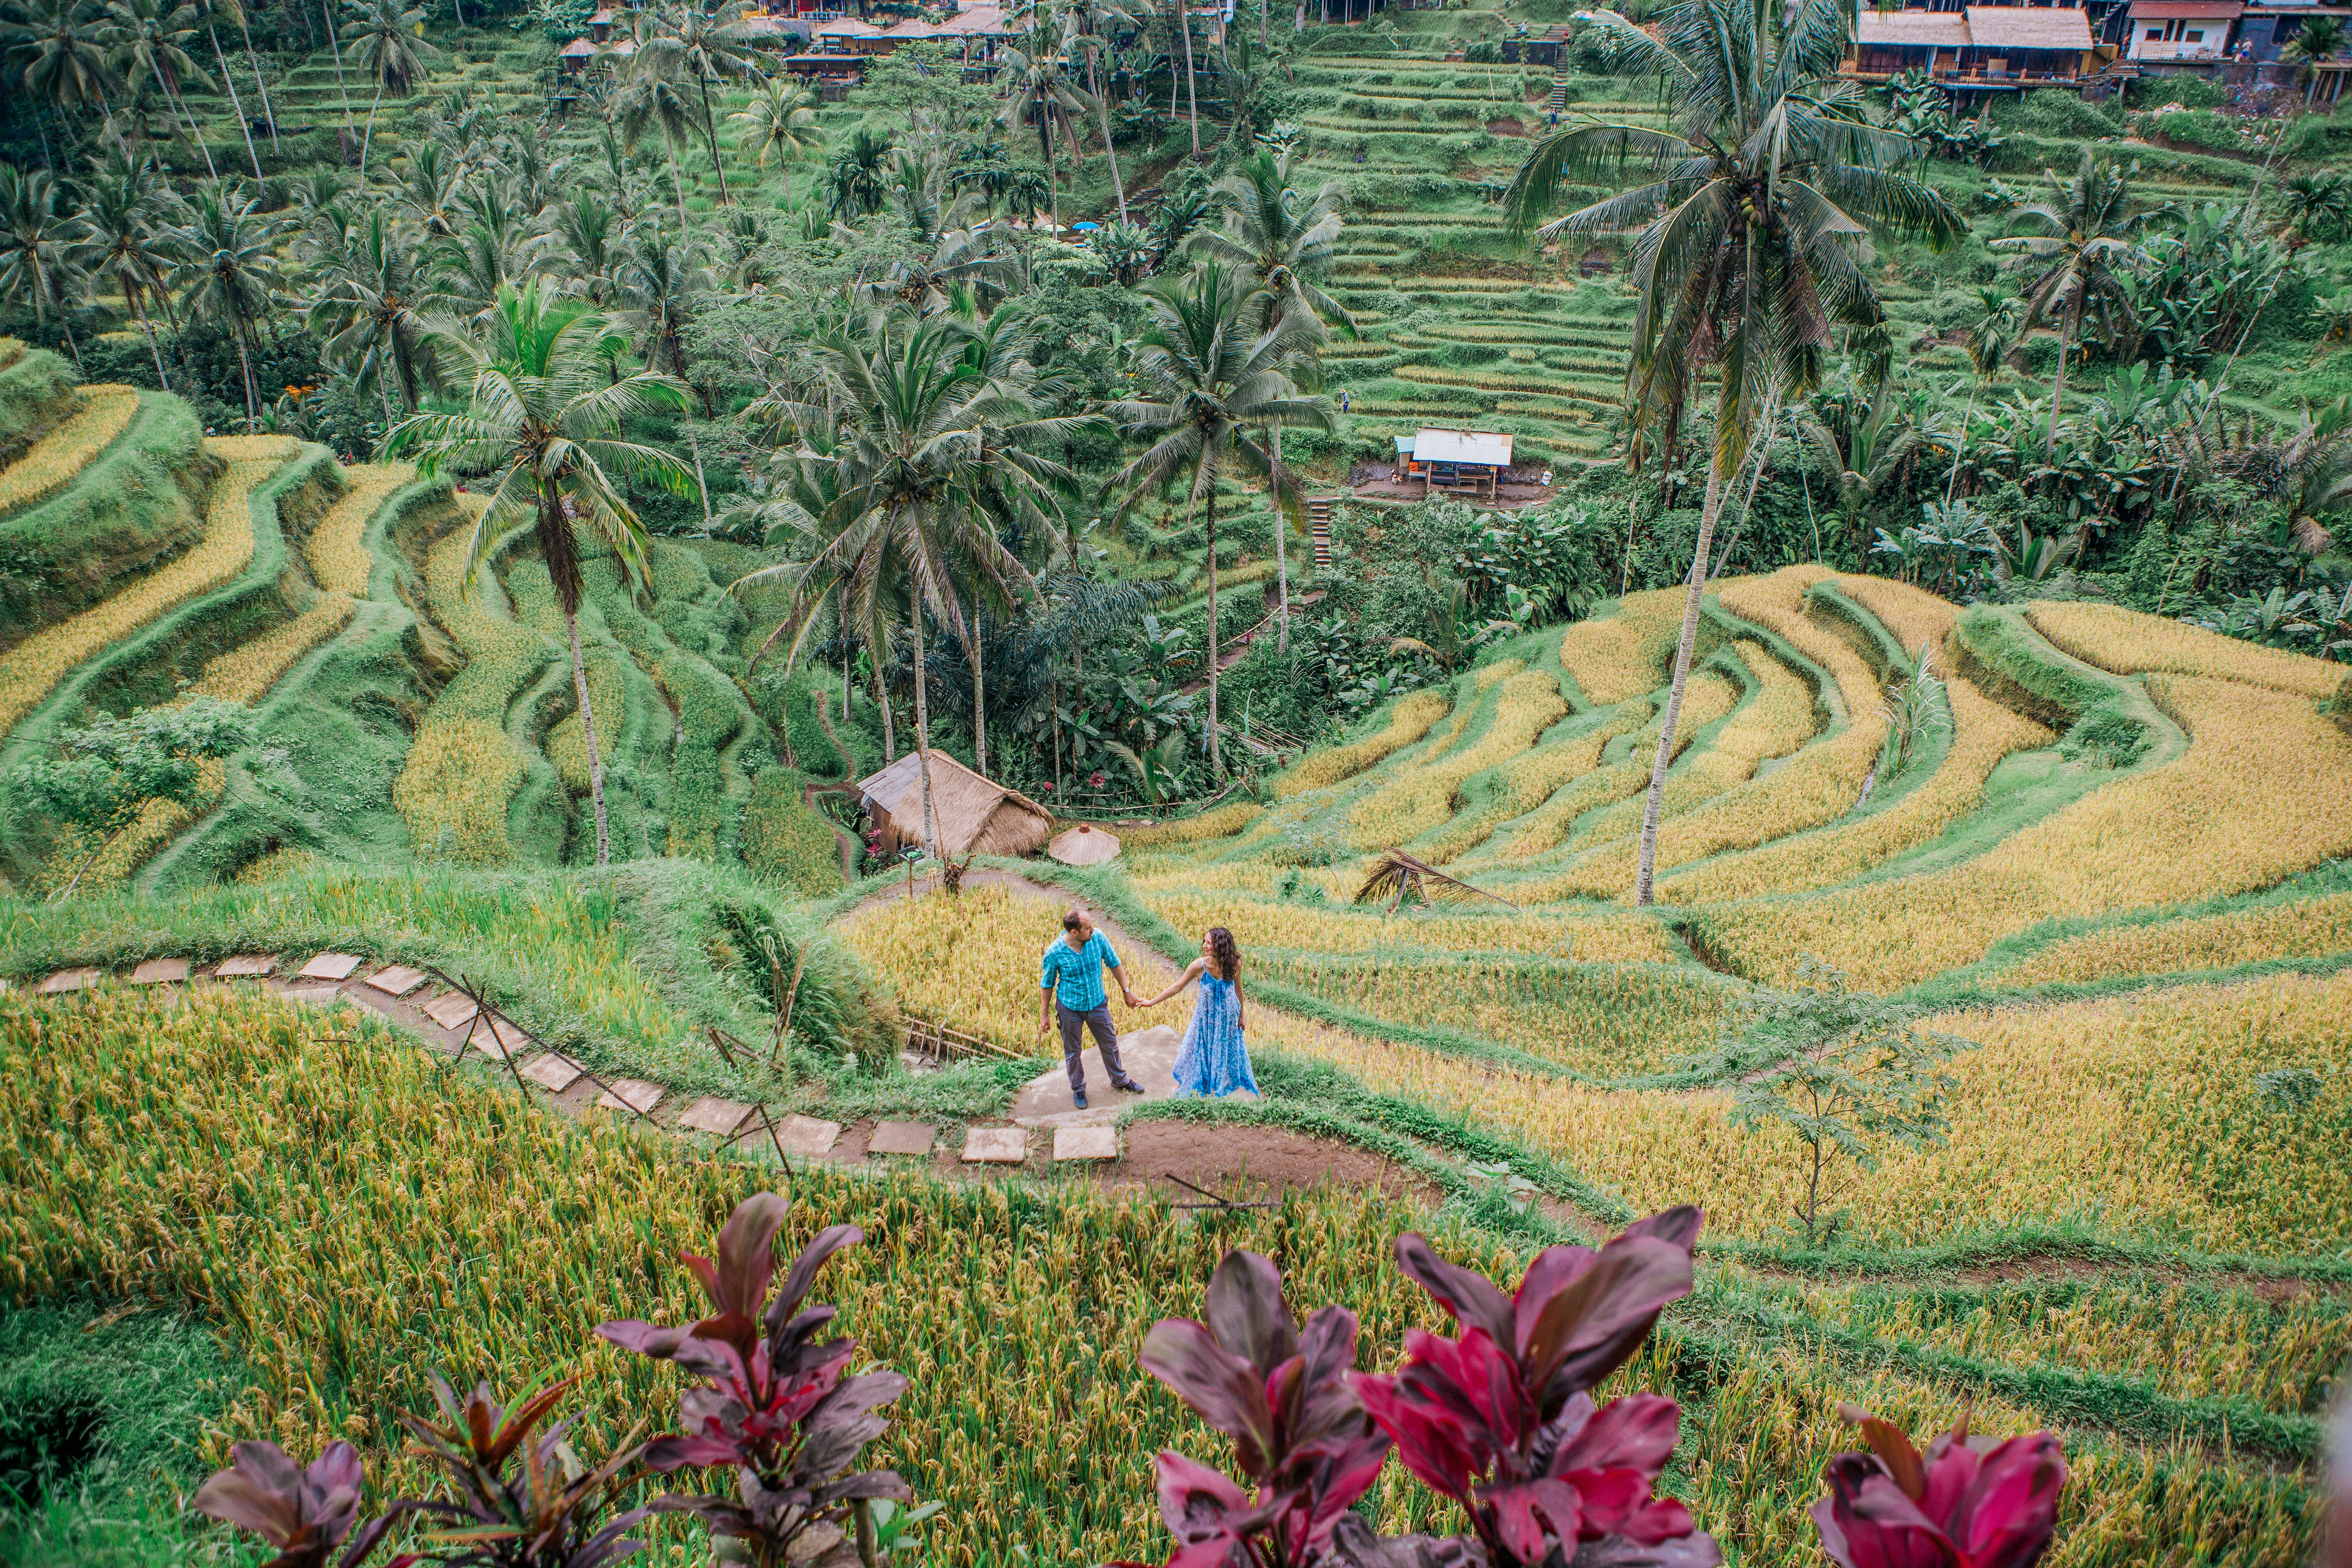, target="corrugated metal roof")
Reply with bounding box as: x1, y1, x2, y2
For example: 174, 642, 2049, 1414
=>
1964, 4, 2095, 47
1855, 11, 1972, 46
1414, 428, 1513, 466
